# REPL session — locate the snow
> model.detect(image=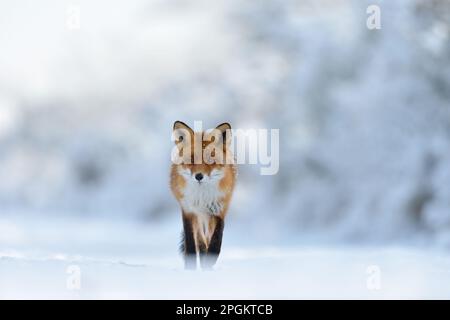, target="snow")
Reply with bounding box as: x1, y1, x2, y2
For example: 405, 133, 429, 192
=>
1, 216, 450, 299
0, 0, 450, 299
